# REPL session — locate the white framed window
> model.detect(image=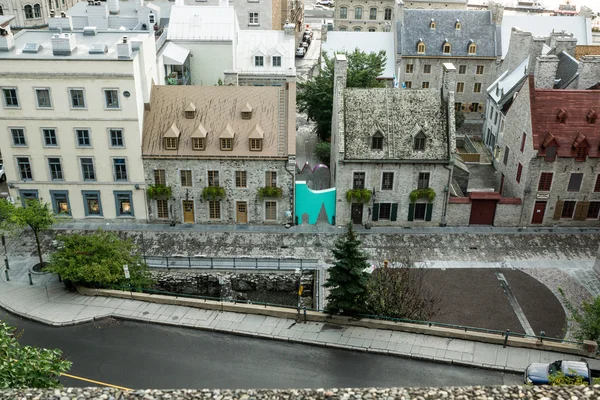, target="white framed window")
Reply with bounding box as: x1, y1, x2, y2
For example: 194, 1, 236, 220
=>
254, 55, 264, 67
272, 56, 282, 67
75, 128, 91, 147
47, 157, 63, 181
2, 88, 19, 108
104, 89, 120, 109
113, 158, 128, 182
109, 128, 124, 147
35, 88, 52, 108
80, 157, 96, 181
10, 127, 27, 146
249, 12, 259, 25
42, 128, 58, 147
